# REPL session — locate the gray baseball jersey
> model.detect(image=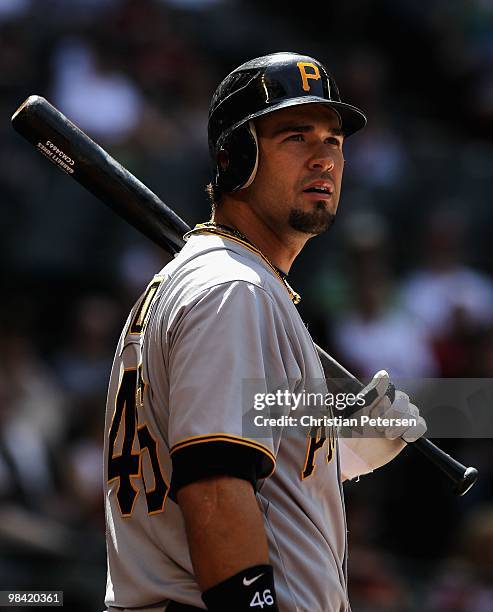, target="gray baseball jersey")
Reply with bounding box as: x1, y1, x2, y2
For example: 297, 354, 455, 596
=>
104, 232, 349, 612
